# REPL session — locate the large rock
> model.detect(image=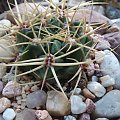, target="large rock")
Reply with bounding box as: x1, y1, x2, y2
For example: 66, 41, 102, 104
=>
26, 90, 47, 109
100, 50, 120, 89
46, 91, 70, 116
2, 81, 21, 98
94, 90, 120, 118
